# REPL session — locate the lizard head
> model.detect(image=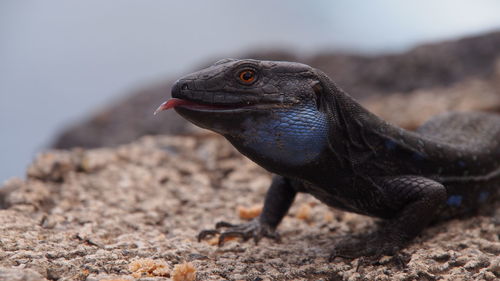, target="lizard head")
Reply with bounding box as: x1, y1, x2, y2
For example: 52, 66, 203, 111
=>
156, 59, 330, 173
156, 59, 326, 132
